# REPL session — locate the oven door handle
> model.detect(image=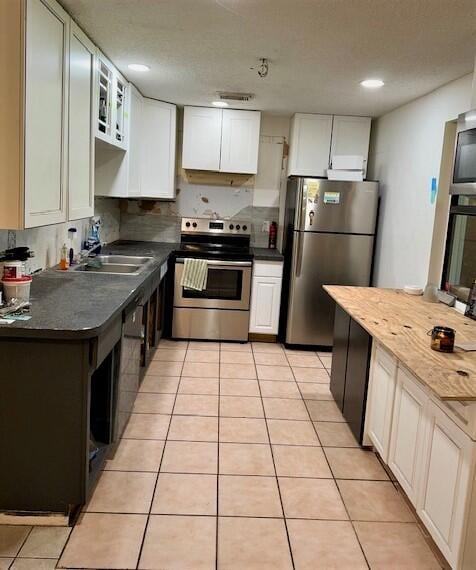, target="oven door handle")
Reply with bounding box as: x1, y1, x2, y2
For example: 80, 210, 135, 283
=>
175, 258, 252, 267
